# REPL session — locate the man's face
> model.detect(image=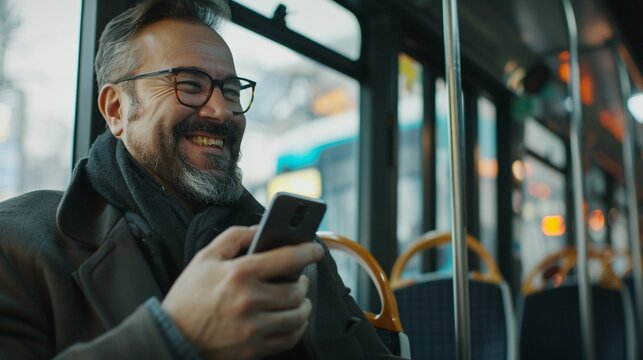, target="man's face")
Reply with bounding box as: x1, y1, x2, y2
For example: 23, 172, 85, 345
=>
114, 19, 246, 206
